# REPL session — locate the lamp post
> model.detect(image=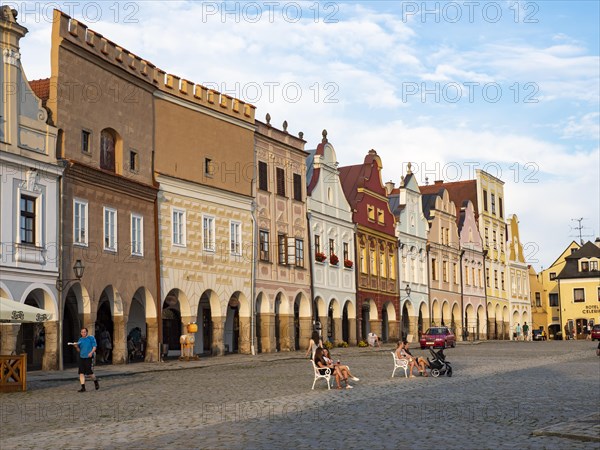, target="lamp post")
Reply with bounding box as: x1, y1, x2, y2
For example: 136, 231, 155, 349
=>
400, 283, 411, 341
56, 259, 85, 371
